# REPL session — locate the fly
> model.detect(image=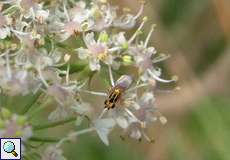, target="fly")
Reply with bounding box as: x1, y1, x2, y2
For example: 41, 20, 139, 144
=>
104, 75, 132, 109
